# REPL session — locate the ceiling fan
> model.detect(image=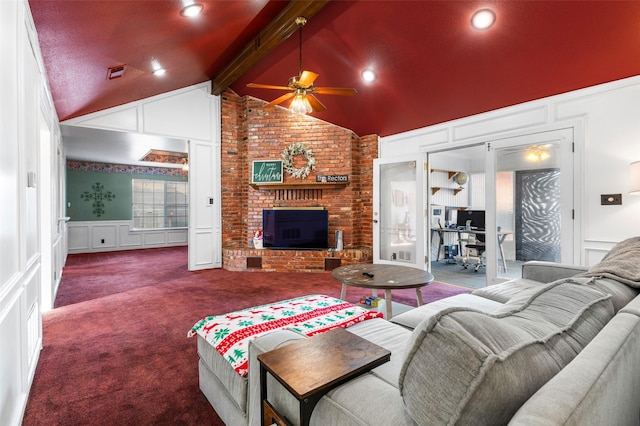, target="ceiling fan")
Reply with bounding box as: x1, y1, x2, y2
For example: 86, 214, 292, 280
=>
247, 17, 357, 114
